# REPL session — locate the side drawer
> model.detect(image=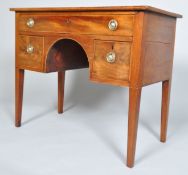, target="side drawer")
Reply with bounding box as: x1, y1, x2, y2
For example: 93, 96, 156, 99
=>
91, 40, 131, 86
17, 35, 44, 71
